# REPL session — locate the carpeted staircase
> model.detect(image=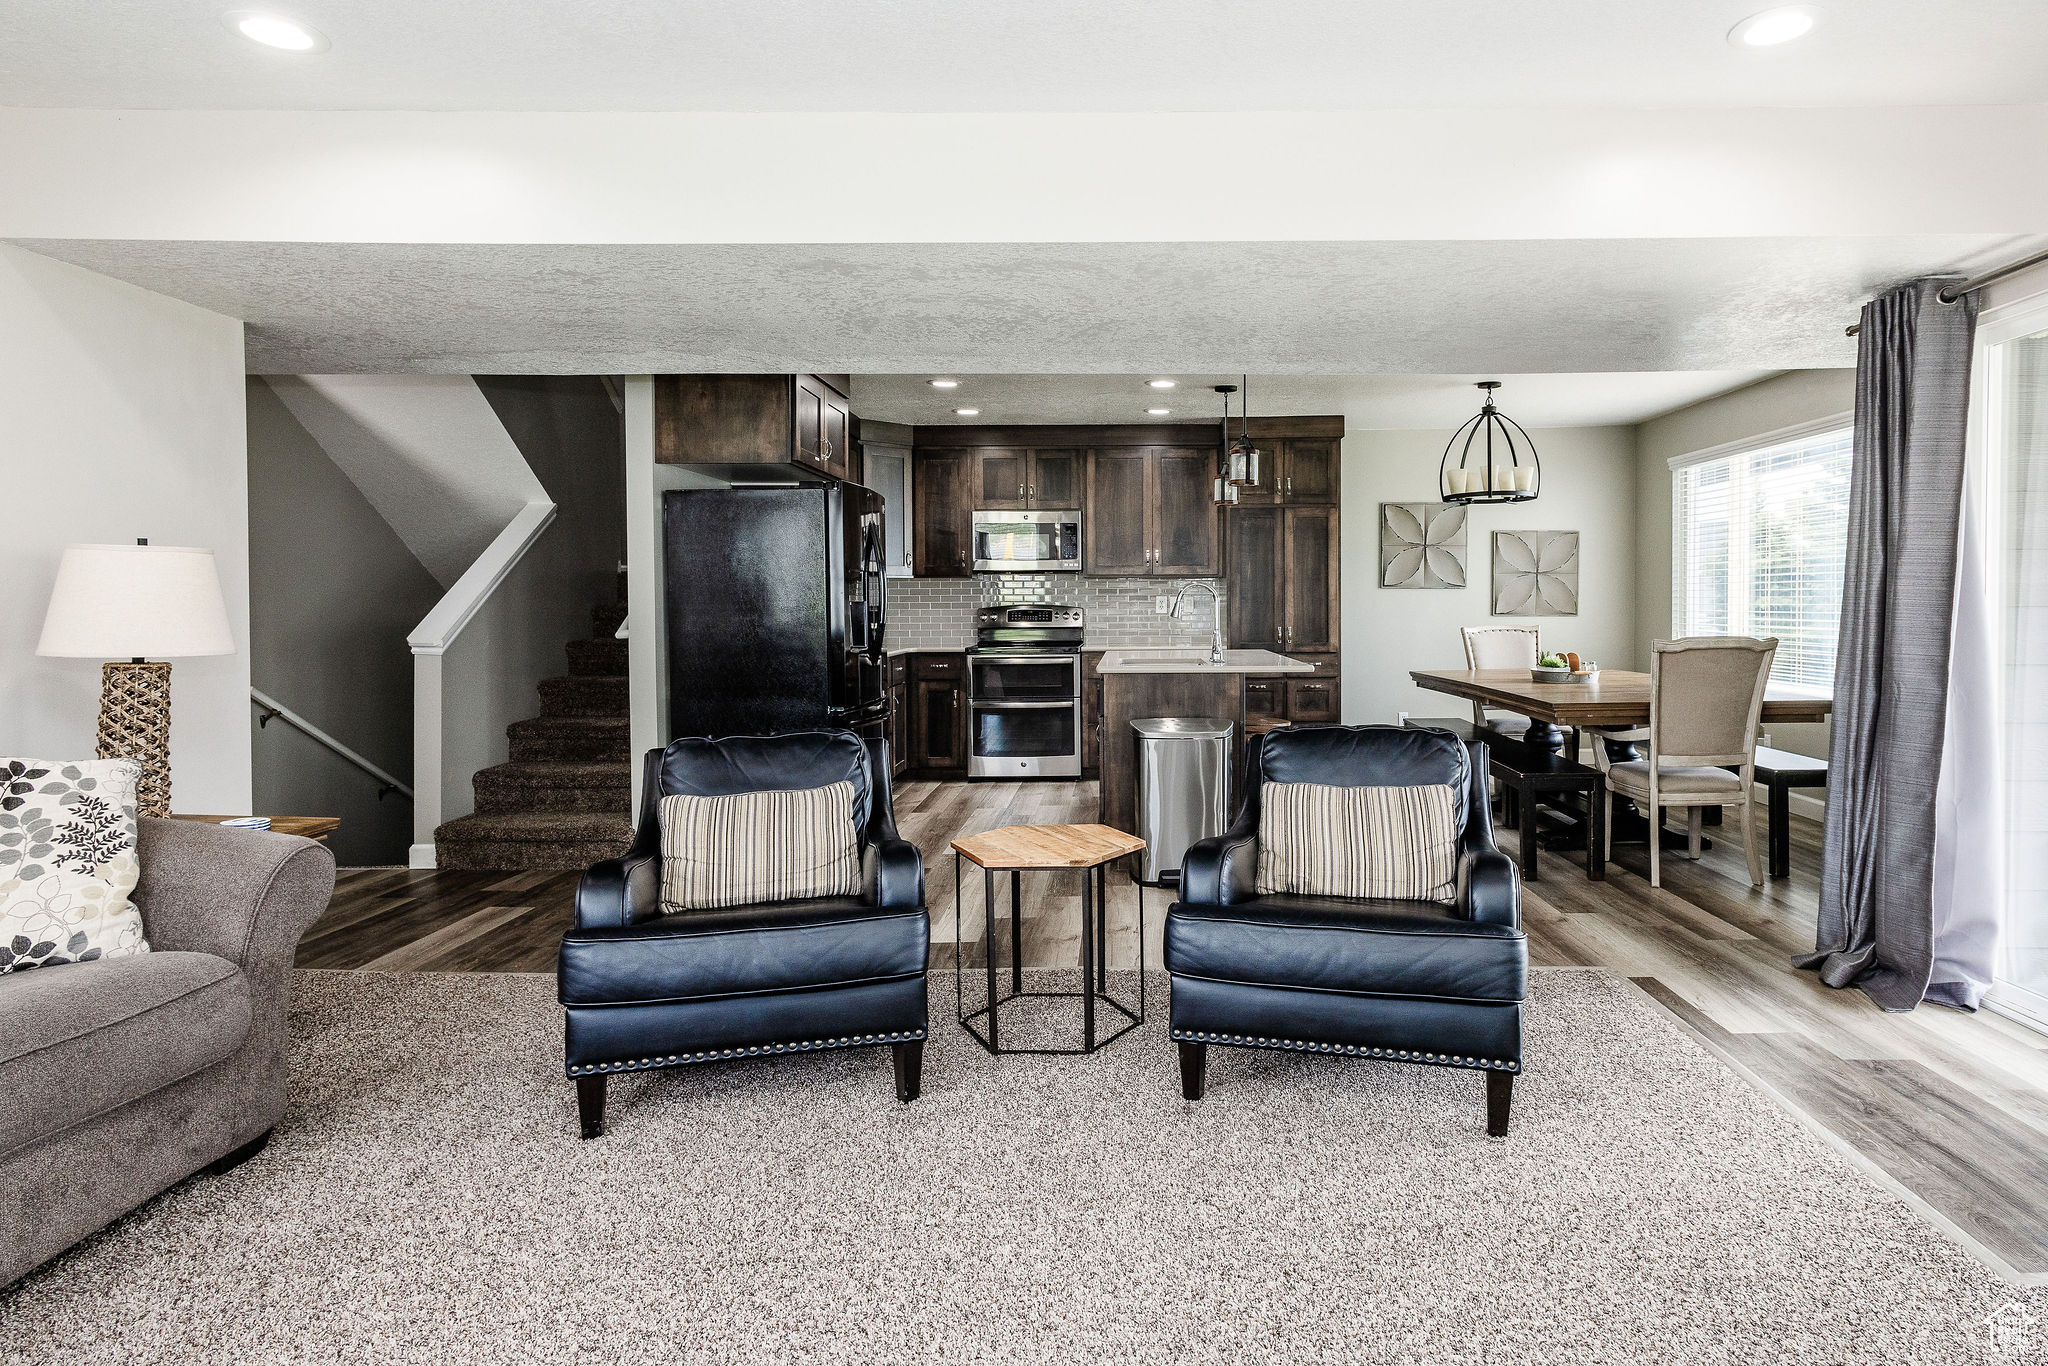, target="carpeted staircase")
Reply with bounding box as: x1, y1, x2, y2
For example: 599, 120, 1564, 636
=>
432, 601, 635, 870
